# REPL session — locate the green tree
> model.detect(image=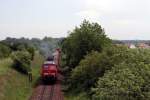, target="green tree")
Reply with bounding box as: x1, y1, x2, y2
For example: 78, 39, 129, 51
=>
70, 46, 128, 93
71, 51, 103, 93
62, 20, 111, 69
11, 51, 32, 74
92, 62, 150, 100
26, 46, 35, 60
0, 43, 11, 59
92, 49, 150, 100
